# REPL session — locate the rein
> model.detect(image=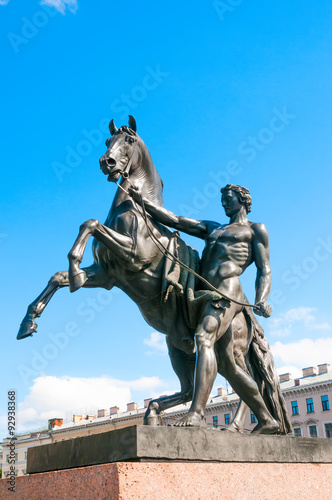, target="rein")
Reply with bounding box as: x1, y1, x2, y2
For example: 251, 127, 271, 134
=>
116, 154, 259, 311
